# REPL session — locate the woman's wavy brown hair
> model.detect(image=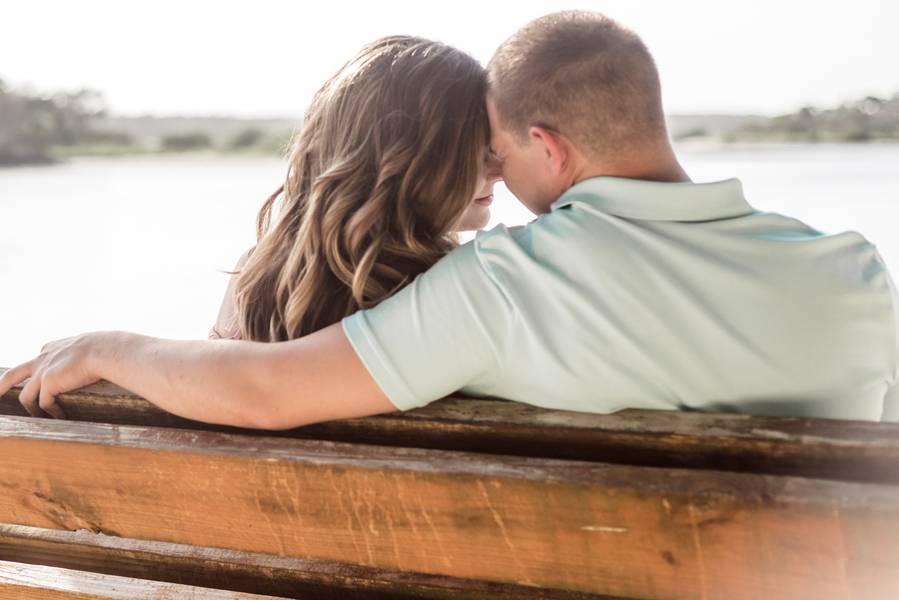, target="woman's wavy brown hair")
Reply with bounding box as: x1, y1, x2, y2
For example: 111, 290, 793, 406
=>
234, 36, 490, 341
